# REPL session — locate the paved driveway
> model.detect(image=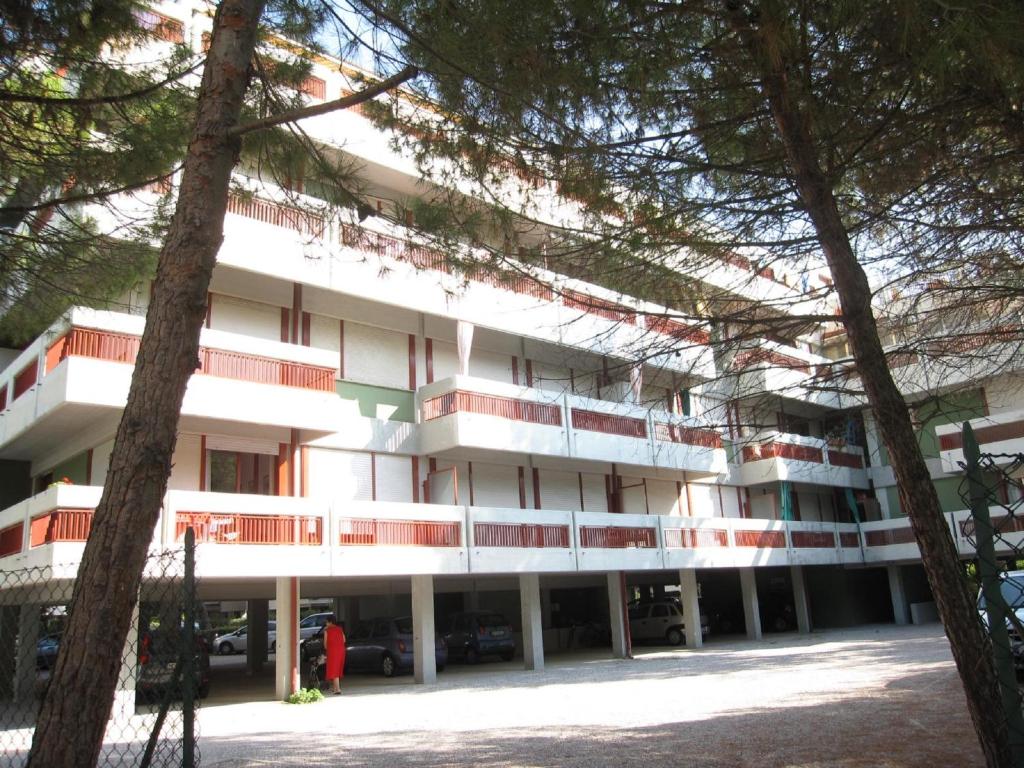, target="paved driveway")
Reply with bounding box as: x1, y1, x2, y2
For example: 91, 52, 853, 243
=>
199, 624, 983, 767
